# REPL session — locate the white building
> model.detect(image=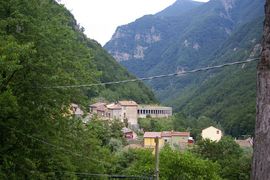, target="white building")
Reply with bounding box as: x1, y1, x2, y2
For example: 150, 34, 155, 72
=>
89, 101, 173, 129
138, 105, 172, 118
201, 126, 222, 142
